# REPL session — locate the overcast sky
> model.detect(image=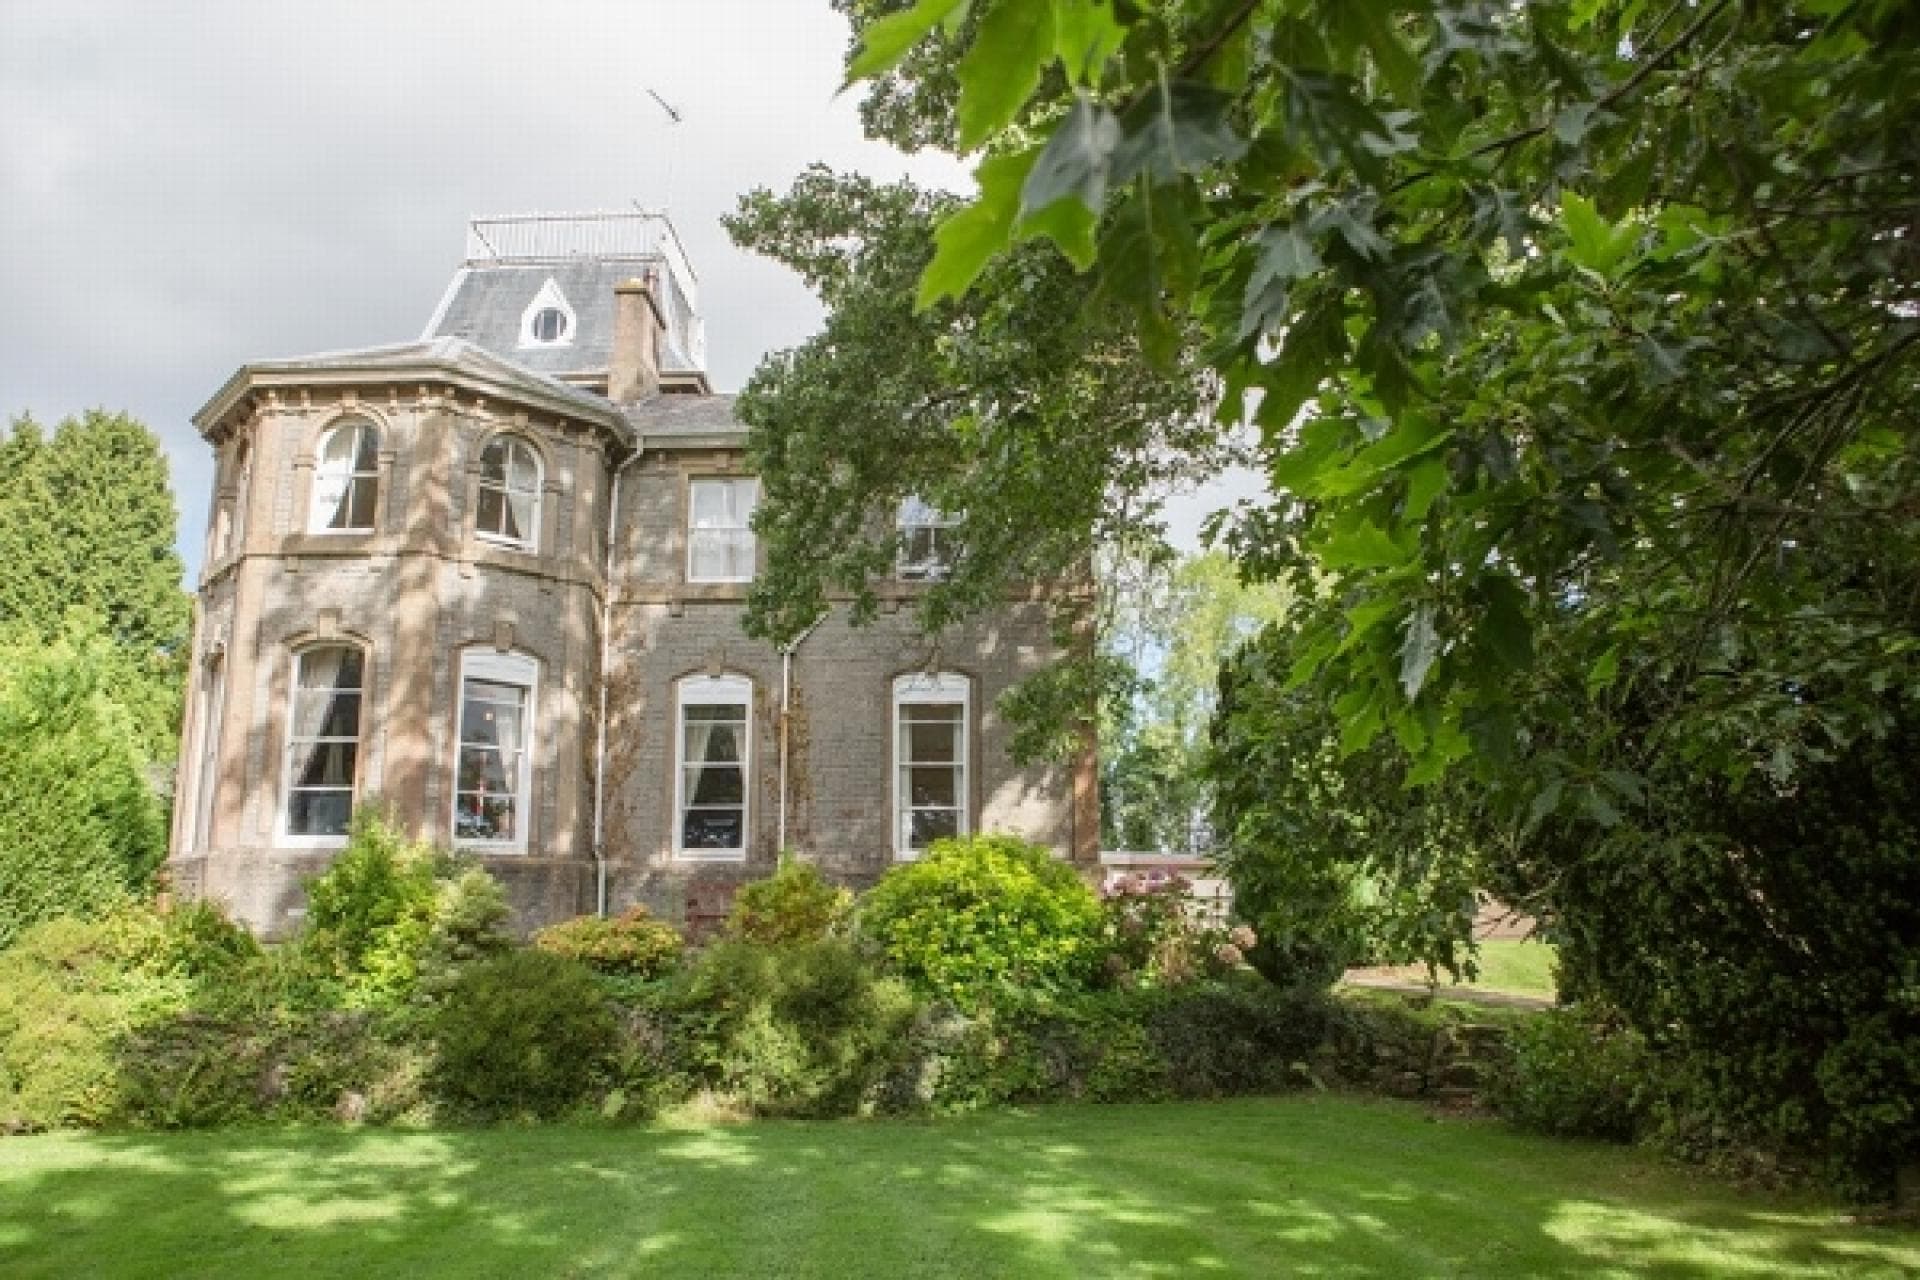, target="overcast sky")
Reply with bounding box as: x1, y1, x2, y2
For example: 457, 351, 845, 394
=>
1, 0, 1252, 582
